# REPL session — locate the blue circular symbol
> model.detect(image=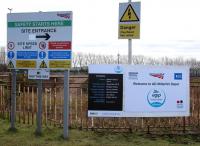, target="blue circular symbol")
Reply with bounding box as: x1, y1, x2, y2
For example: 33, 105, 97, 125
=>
147, 89, 166, 107
39, 51, 46, 59
7, 51, 15, 59
114, 65, 123, 73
